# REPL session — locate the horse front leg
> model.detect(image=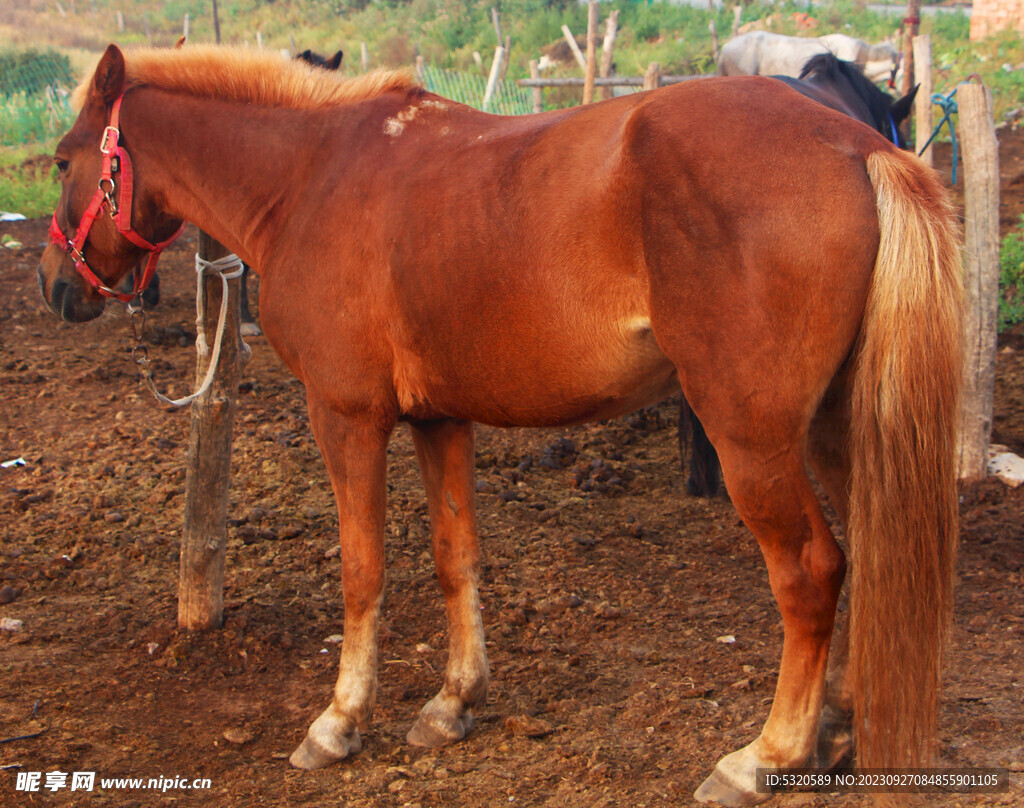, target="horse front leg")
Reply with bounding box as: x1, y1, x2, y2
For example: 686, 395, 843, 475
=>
290, 397, 394, 769
406, 418, 489, 748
